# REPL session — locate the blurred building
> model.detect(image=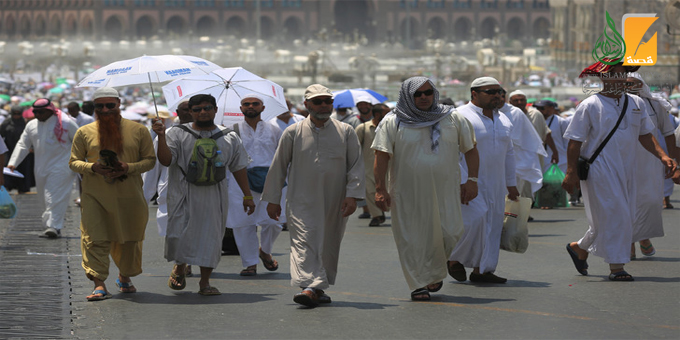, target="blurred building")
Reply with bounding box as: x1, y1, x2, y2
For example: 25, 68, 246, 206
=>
0, 0, 550, 47
550, 0, 680, 86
